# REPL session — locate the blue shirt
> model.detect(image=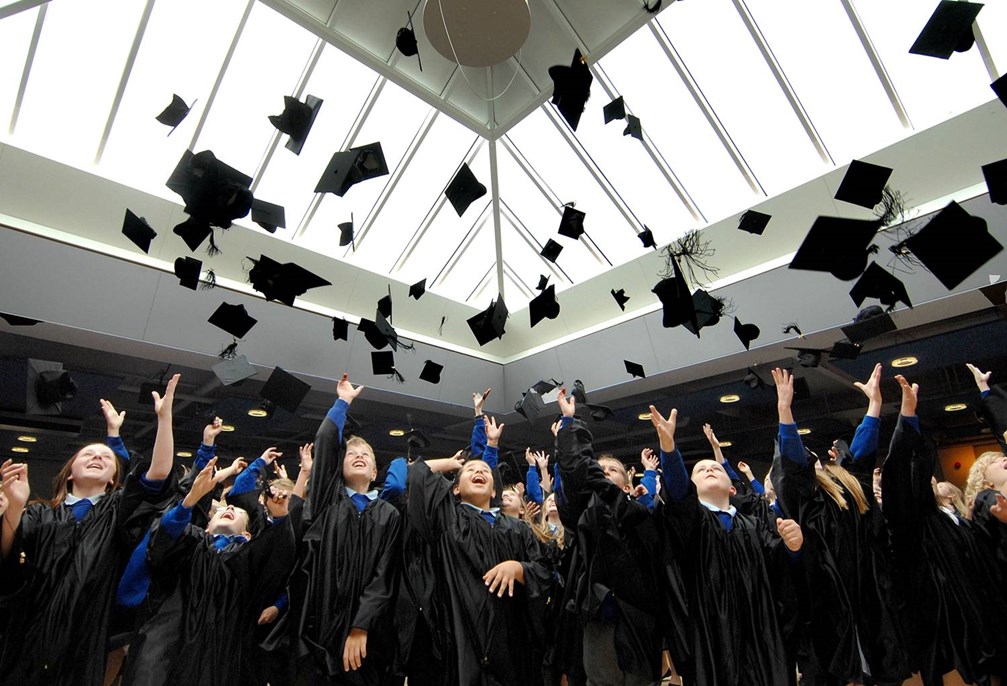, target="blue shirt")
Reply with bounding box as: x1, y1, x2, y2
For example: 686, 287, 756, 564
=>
106, 435, 129, 464
778, 423, 806, 466
637, 469, 658, 510
849, 415, 880, 462
345, 487, 378, 513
